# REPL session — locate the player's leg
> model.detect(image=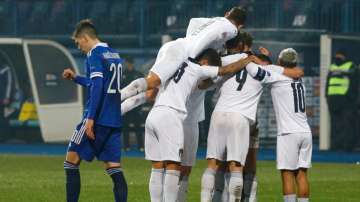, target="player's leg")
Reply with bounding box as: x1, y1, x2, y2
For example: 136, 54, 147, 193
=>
150, 161, 165, 202
212, 162, 227, 202
145, 109, 164, 202
242, 148, 257, 202
177, 121, 199, 202
277, 134, 301, 202
64, 151, 81, 202
295, 168, 309, 202
281, 170, 297, 202
164, 161, 182, 202
65, 120, 90, 202
201, 112, 227, 202
97, 126, 127, 202
295, 133, 312, 201
177, 166, 192, 202
104, 162, 127, 202
242, 123, 259, 202
201, 159, 221, 202
228, 161, 244, 202
226, 113, 250, 201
